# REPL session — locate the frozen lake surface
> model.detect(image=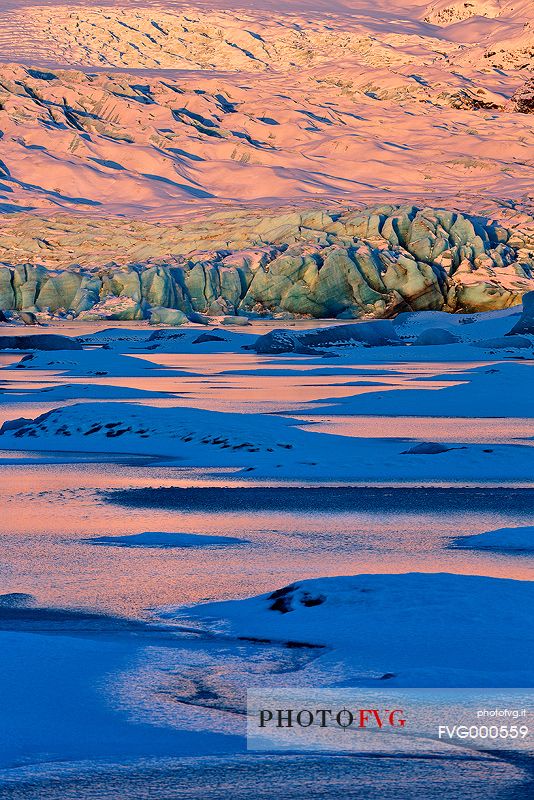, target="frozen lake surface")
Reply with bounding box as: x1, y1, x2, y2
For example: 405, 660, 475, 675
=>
1, 315, 533, 797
